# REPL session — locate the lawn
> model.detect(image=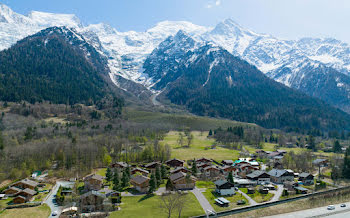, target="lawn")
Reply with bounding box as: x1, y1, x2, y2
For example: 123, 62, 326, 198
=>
109, 193, 203, 218
239, 188, 274, 203
0, 198, 13, 210
196, 181, 215, 189
203, 188, 249, 212
0, 204, 50, 218
34, 183, 53, 202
